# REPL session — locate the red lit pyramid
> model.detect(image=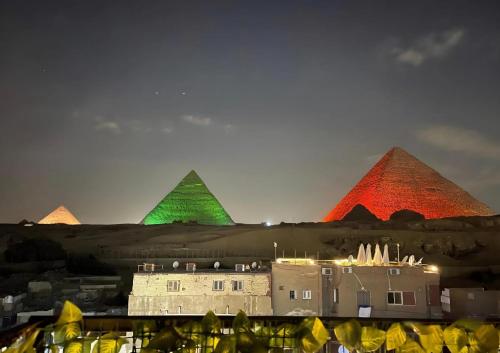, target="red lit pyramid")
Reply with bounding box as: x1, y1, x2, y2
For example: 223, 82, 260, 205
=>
324, 147, 494, 221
